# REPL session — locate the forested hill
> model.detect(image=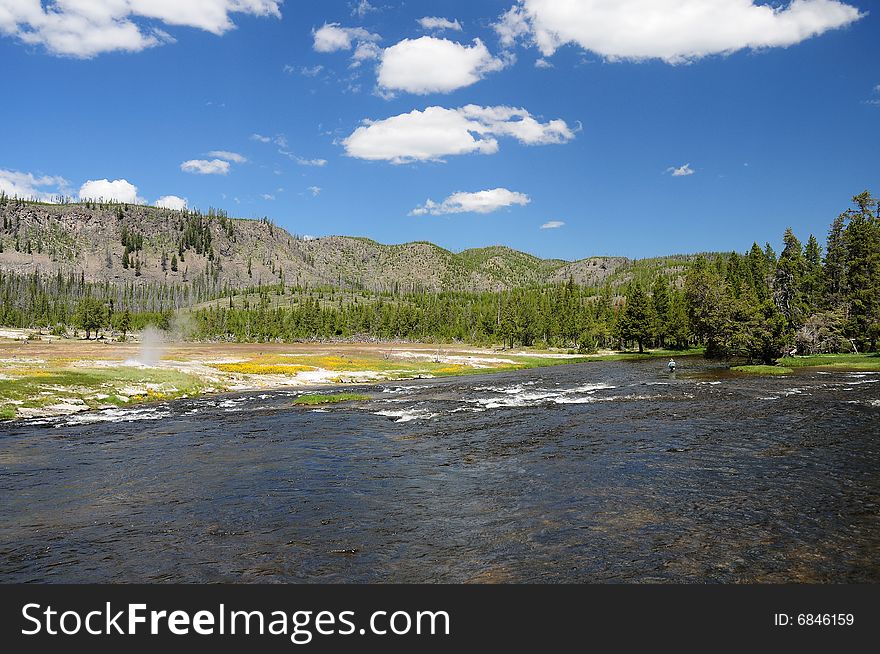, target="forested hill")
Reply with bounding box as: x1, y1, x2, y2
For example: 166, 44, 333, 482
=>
0, 197, 648, 293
